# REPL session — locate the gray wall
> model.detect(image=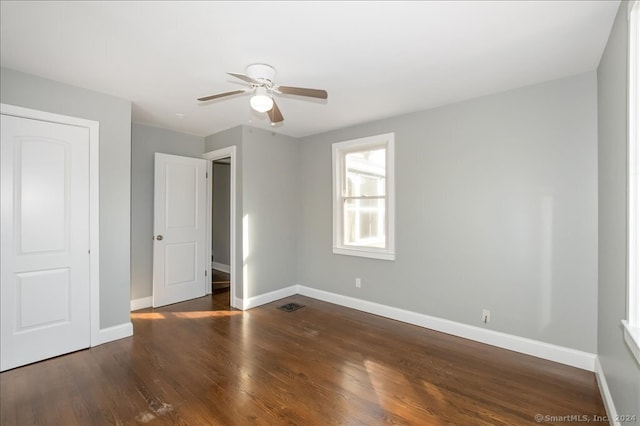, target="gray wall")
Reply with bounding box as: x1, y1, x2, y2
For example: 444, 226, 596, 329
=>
242, 126, 299, 297
130, 123, 204, 300
298, 71, 599, 353
204, 125, 300, 299
597, 2, 640, 422
0, 68, 132, 329
212, 162, 231, 266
